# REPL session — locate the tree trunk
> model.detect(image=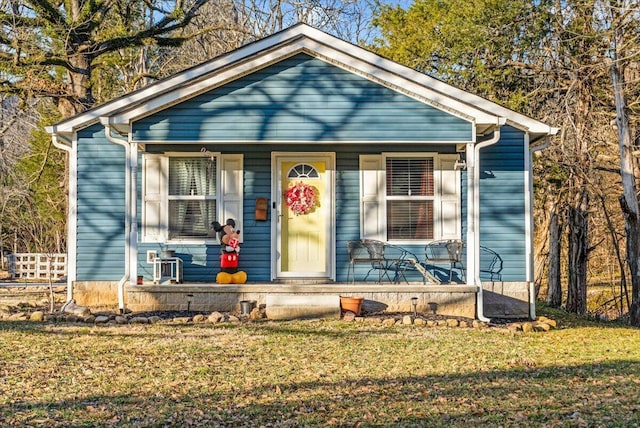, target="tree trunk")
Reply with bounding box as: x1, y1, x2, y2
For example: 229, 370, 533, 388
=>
609, 0, 640, 326
547, 202, 563, 307
567, 189, 588, 314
